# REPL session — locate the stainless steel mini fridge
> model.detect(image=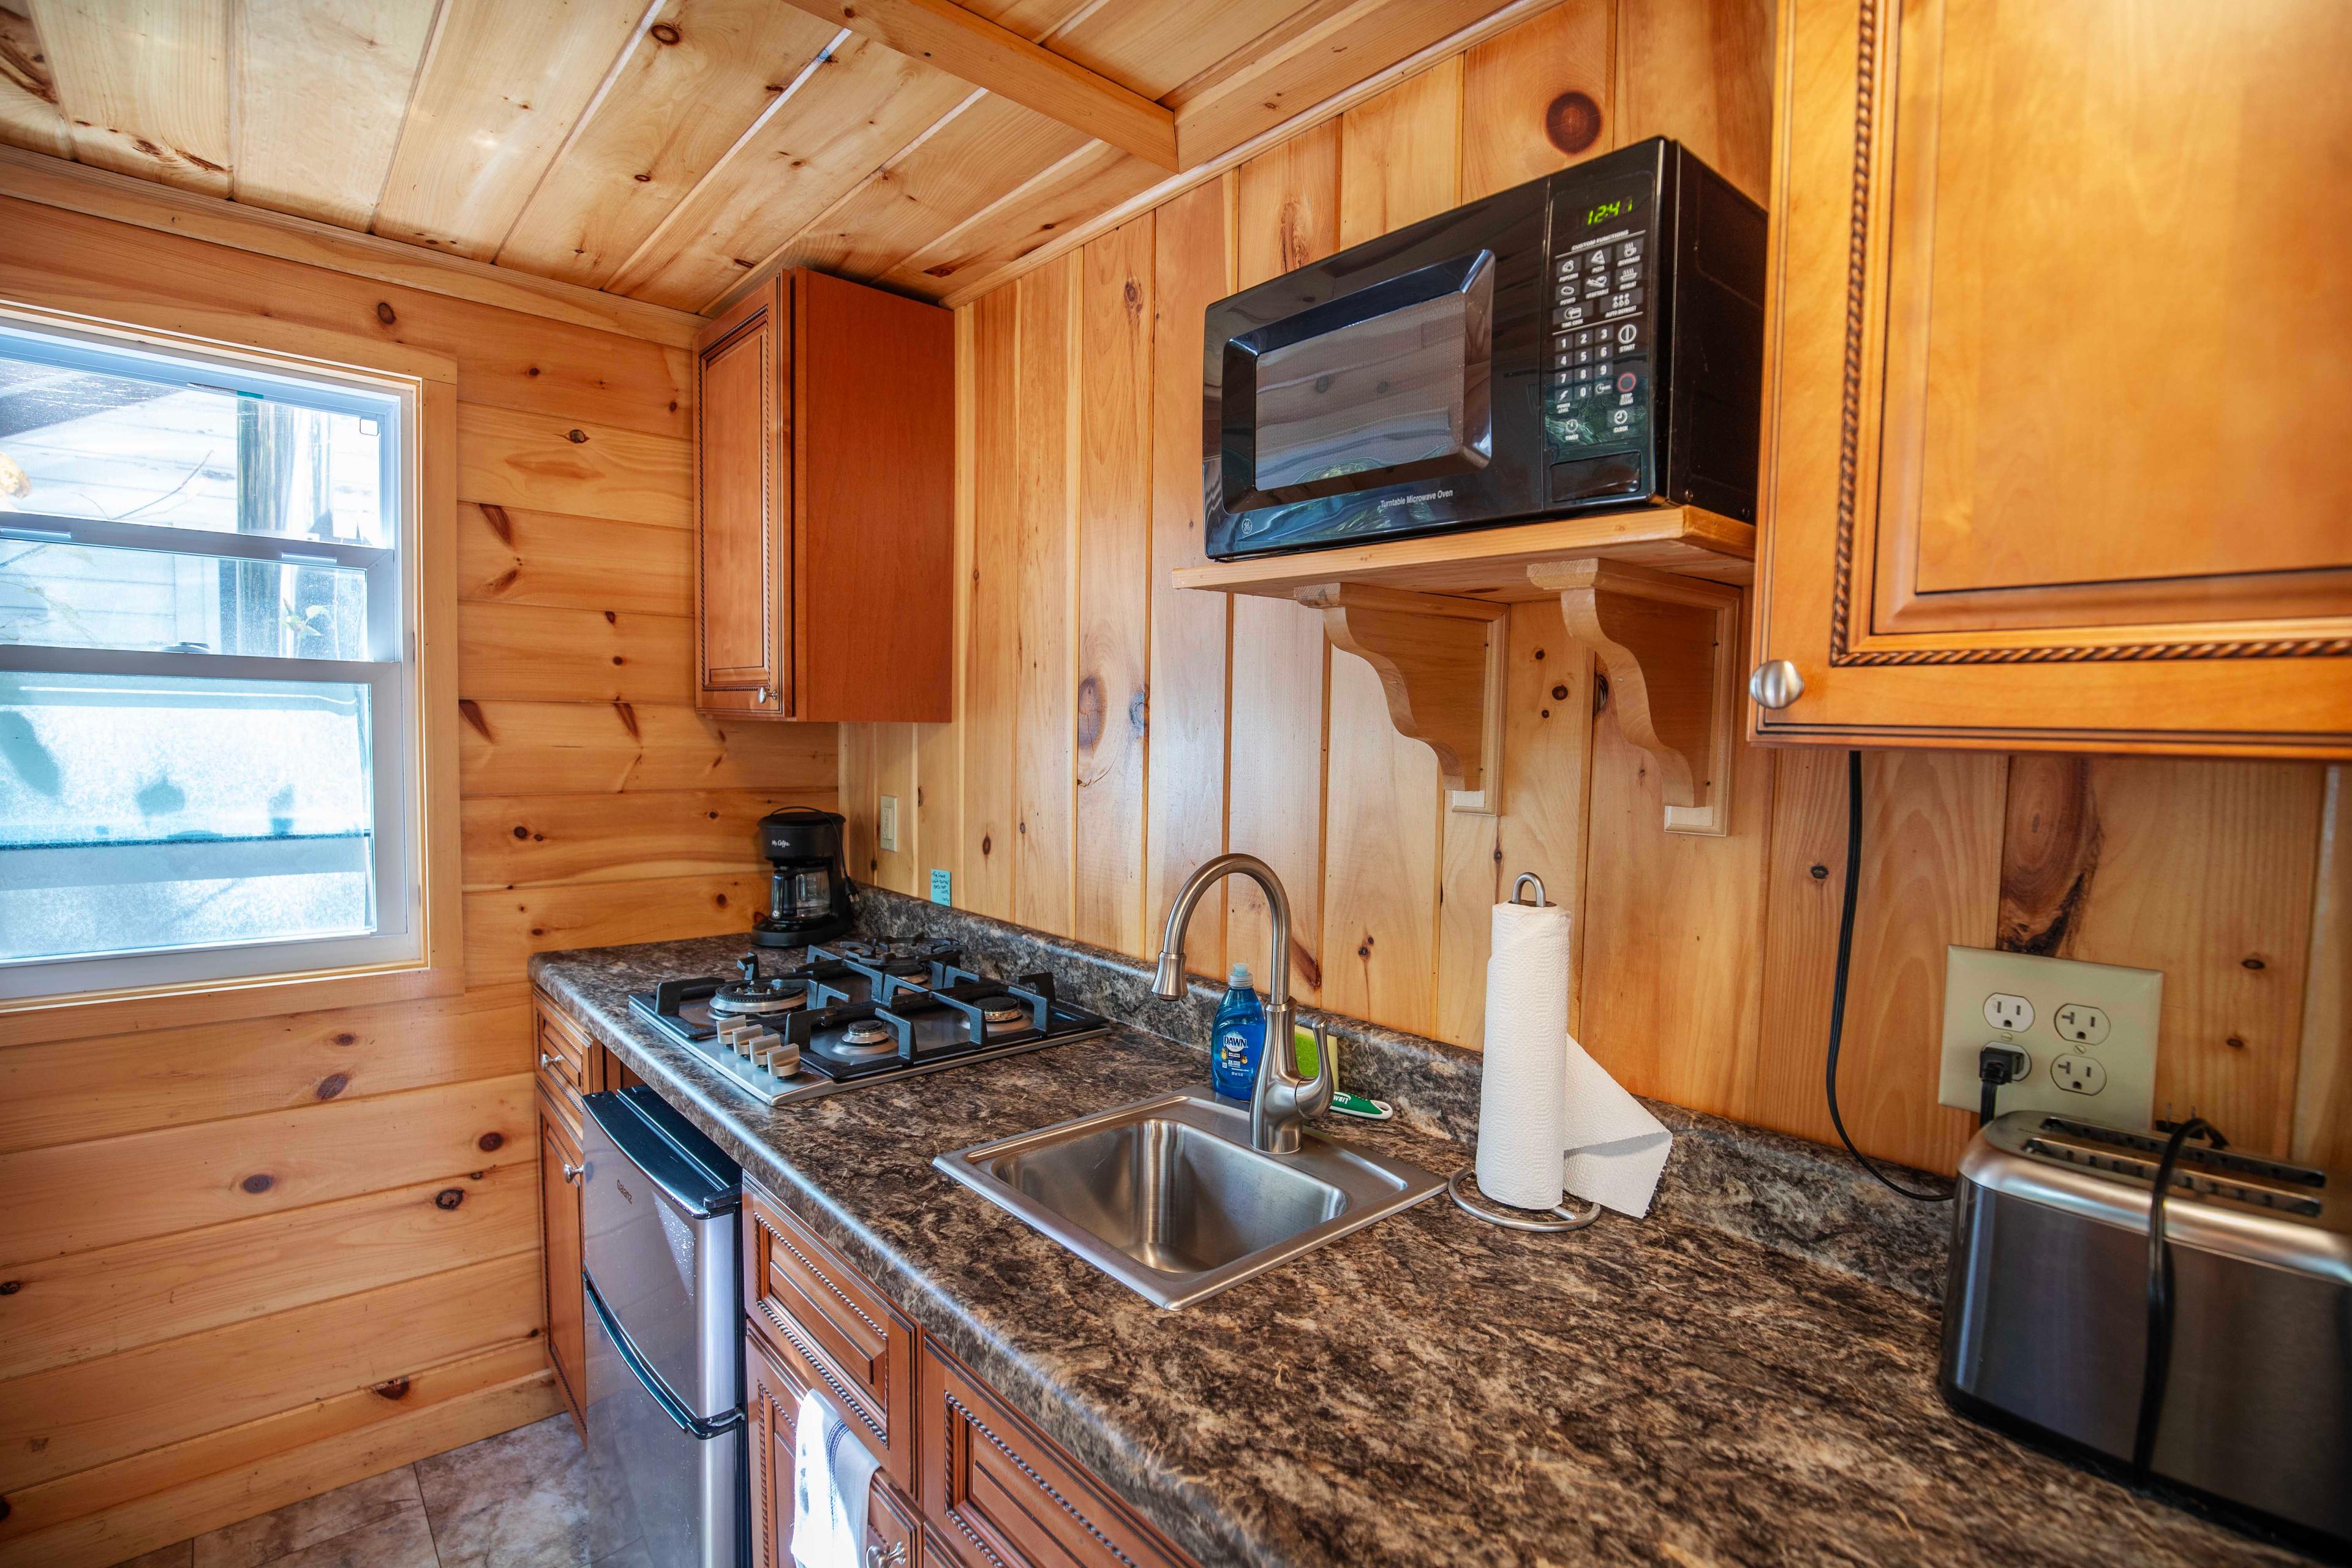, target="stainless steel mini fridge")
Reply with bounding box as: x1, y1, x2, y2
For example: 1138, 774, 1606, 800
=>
581, 1087, 745, 1568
